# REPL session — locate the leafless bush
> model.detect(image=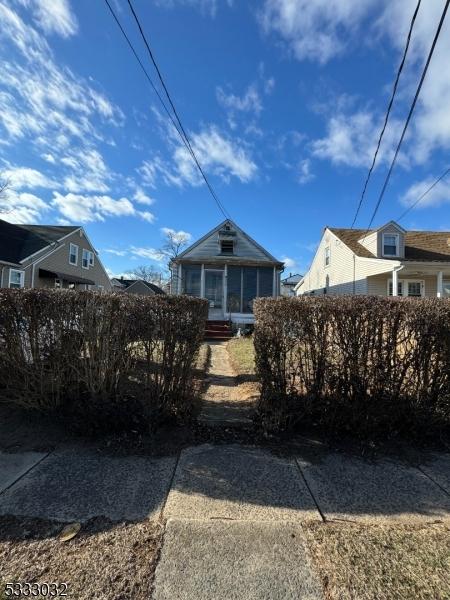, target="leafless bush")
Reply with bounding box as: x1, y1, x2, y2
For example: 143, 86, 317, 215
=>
0, 289, 207, 433
254, 296, 450, 439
